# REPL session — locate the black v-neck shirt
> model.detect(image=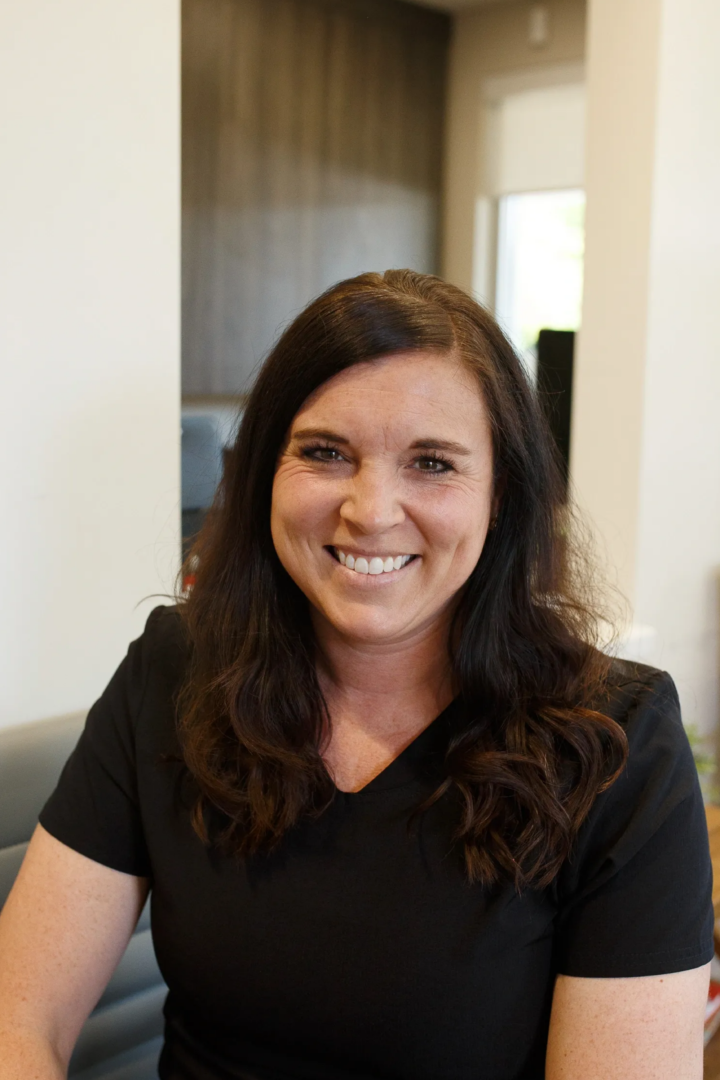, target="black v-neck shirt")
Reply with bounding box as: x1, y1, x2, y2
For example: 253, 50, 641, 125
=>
40, 606, 714, 1080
